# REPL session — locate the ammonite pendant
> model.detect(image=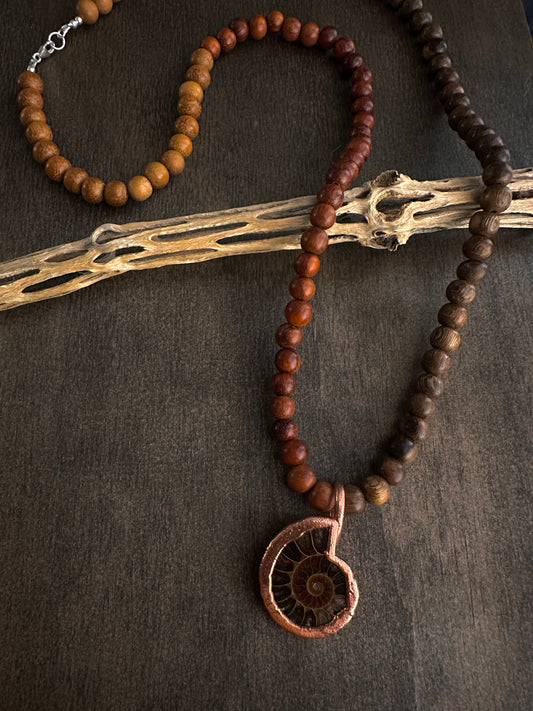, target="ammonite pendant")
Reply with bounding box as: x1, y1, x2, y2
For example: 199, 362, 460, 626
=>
259, 482, 358, 637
